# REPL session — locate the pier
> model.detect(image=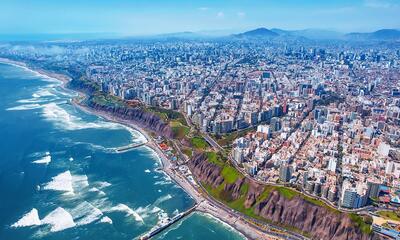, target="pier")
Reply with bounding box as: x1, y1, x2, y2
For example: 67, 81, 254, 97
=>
114, 142, 148, 153
139, 205, 197, 240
